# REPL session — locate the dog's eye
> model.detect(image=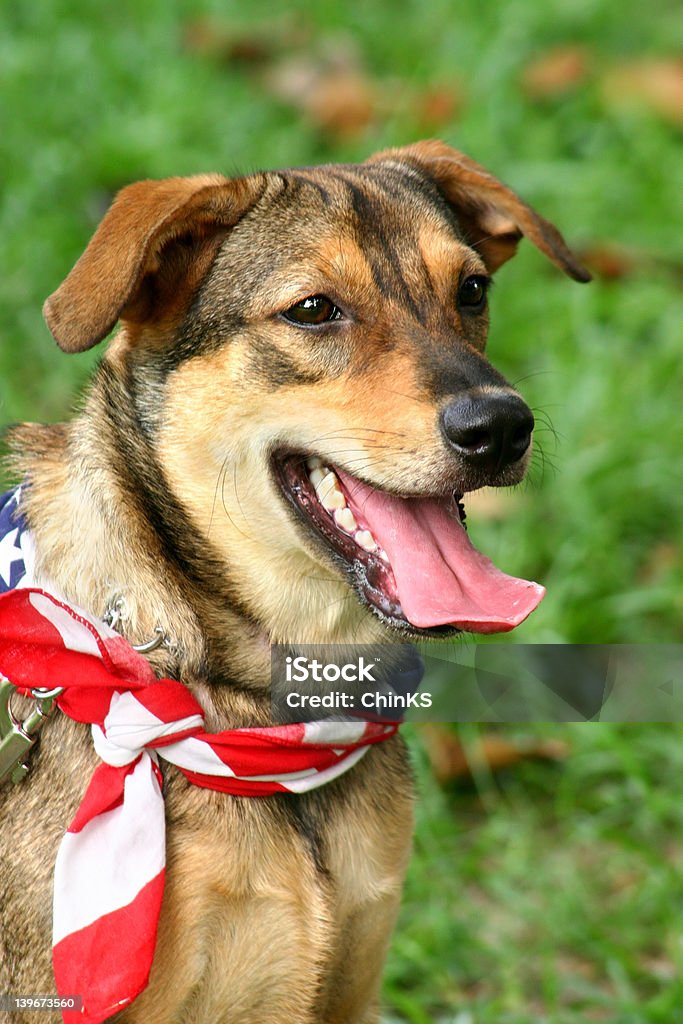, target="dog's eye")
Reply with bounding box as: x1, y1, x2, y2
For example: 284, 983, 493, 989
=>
282, 295, 343, 326
457, 275, 490, 310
